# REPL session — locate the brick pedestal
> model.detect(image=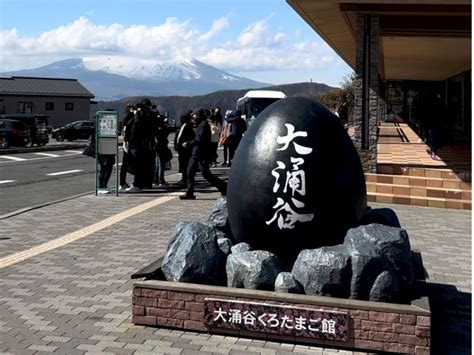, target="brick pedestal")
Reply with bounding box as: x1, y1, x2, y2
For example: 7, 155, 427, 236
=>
132, 279, 430, 354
